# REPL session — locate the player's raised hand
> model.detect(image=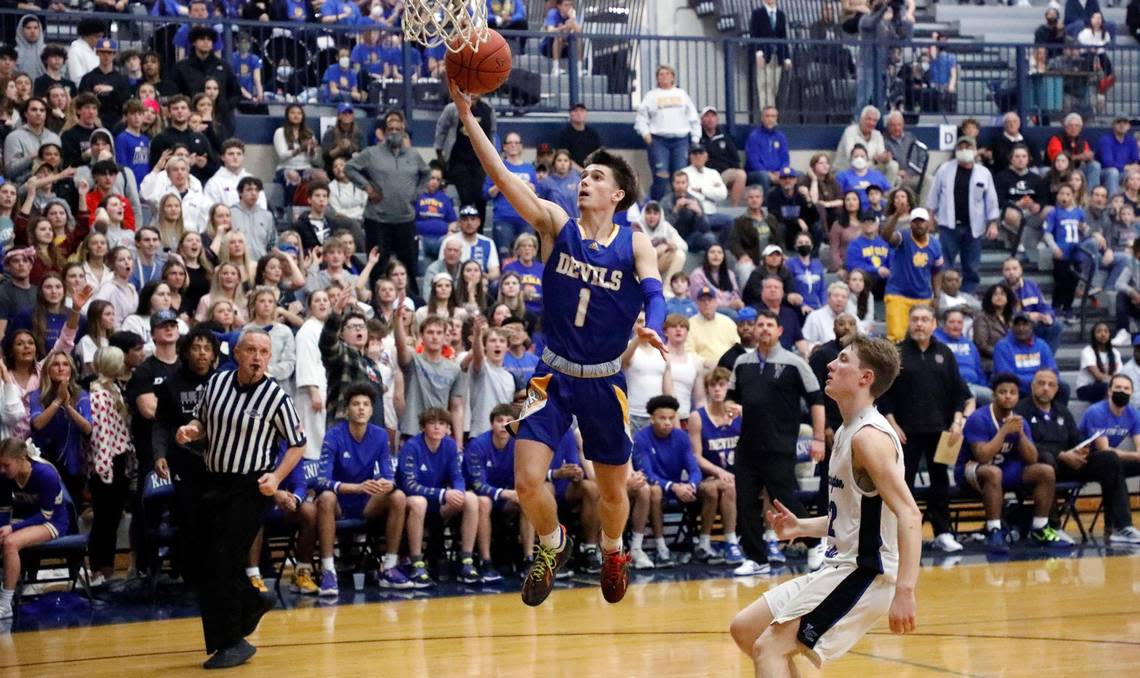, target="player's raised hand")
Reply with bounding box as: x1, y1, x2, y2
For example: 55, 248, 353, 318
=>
636, 326, 668, 360
447, 75, 473, 114
765, 499, 801, 540
888, 588, 917, 634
